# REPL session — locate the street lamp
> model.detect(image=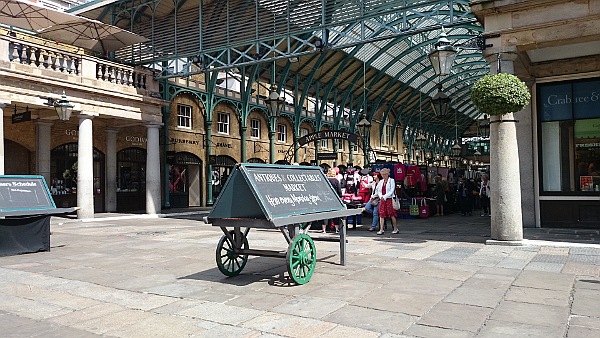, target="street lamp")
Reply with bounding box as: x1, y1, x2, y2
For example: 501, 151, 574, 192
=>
356, 116, 371, 138
264, 89, 285, 118
430, 84, 452, 118
415, 134, 427, 149
427, 28, 458, 77
451, 143, 462, 156
479, 117, 490, 138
